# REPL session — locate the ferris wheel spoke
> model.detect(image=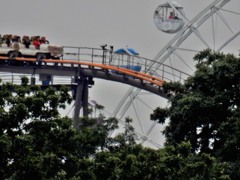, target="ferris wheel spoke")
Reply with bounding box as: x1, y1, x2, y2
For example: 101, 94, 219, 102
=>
113, 86, 136, 116
131, 99, 145, 134
216, 10, 235, 33
217, 29, 240, 51
118, 89, 141, 120
171, 48, 194, 71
